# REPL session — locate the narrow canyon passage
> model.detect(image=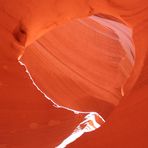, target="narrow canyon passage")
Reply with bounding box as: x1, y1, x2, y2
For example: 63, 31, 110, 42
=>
20, 15, 135, 147
0, 0, 148, 148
